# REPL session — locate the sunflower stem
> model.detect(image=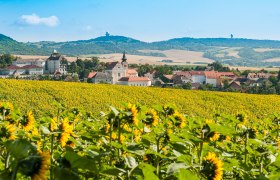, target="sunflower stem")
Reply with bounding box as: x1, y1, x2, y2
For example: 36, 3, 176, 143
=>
11, 162, 19, 180
199, 131, 205, 167
244, 131, 249, 165
4, 152, 10, 169
50, 134, 54, 180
